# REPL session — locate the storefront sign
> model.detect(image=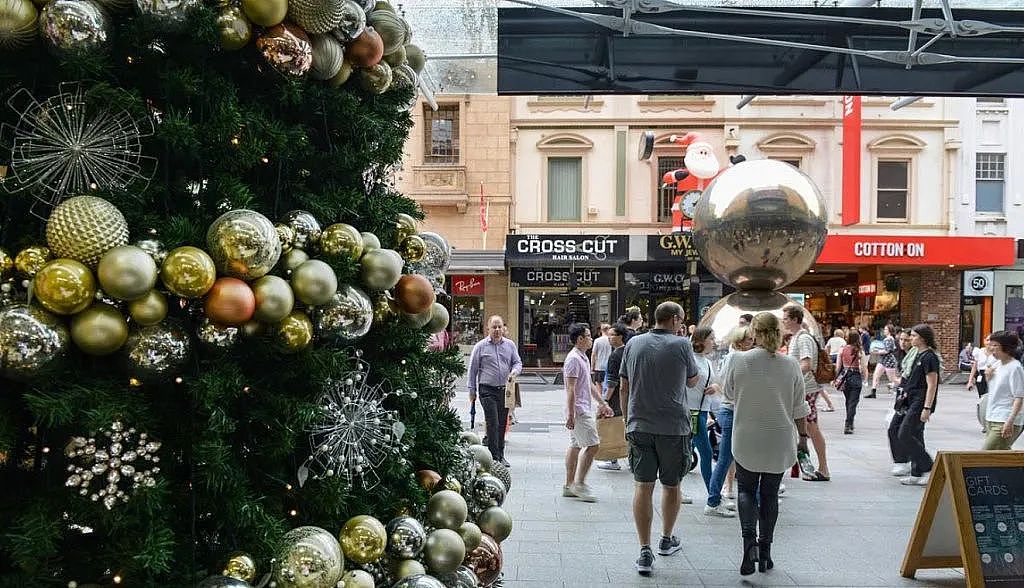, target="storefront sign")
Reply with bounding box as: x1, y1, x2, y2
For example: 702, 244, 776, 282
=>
450, 275, 485, 296
509, 267, 616, 289
628, 272, 691, 295
505, 235, 628, 265
647, 234, 700, 261
817, 236, 1017, 267
963, 271, 994, 297
857, 283, 877, 297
